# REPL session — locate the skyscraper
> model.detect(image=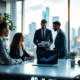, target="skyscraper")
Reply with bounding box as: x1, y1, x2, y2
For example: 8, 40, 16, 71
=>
51, 16, 59, 38
50, 16, 59, 49
25, 34, 29, 48
72, 28, 76, 39
52, 16, 59, 22
65, 22, 68, 49
78, 27, 80, 37
42, 7, 49, 29
29, 22, 36, 46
